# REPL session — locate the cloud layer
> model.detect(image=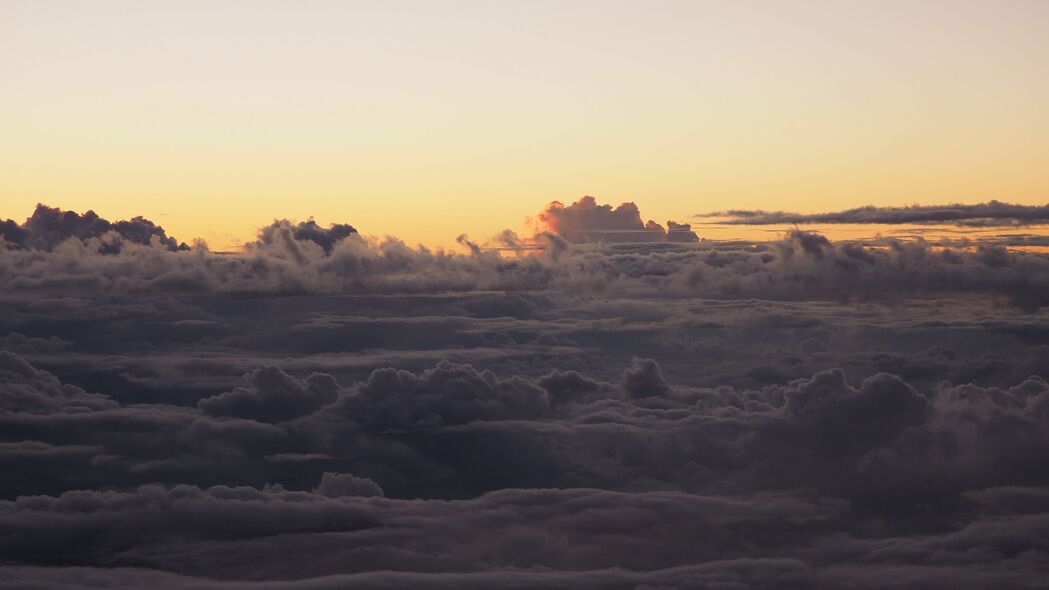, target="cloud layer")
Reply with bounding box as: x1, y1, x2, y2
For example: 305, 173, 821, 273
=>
3, 200, 1049, 587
